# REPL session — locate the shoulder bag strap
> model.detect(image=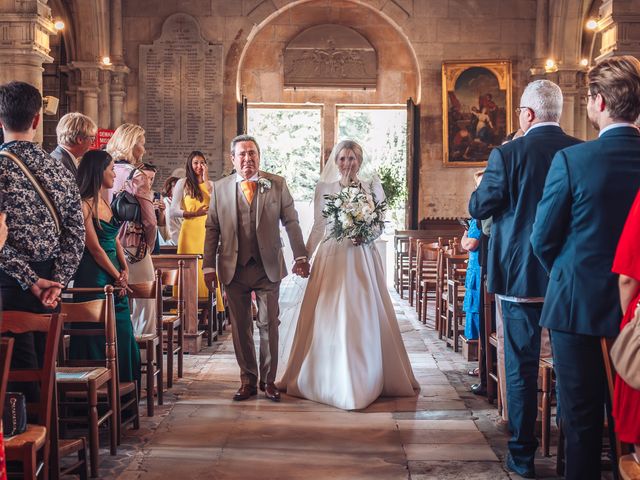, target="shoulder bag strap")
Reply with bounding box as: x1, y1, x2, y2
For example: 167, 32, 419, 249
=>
0, 150, 62, 235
